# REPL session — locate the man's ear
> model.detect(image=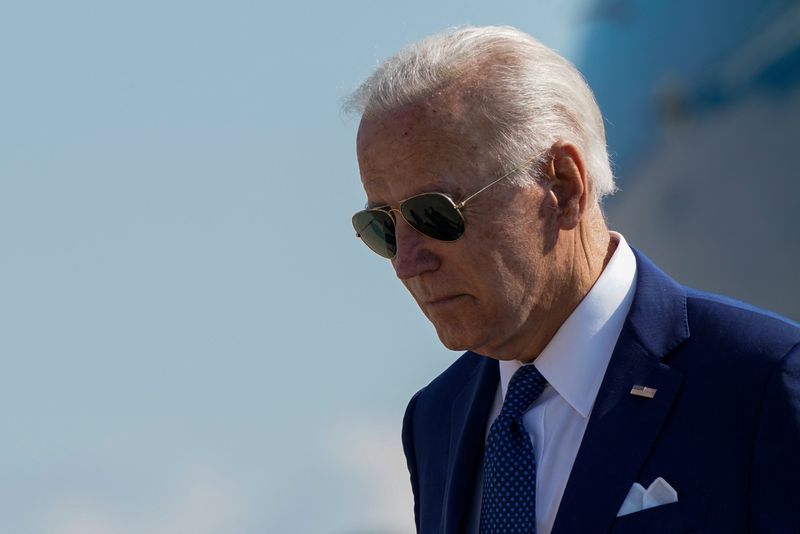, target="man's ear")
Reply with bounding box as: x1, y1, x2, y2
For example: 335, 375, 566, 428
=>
546, 141, 588, 230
